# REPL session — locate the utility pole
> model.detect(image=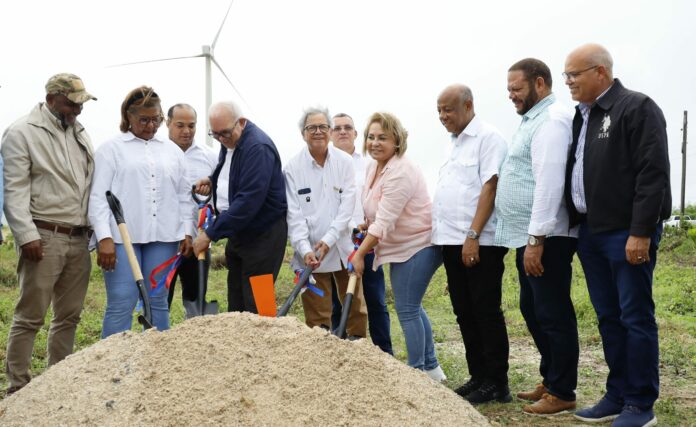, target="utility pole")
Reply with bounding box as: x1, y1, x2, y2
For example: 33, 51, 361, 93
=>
681, 111, 688, 216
